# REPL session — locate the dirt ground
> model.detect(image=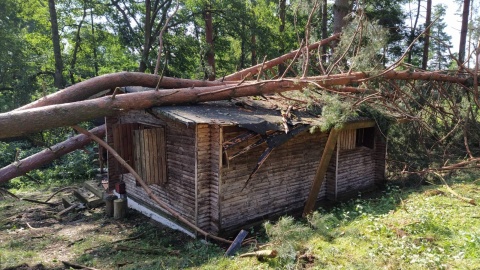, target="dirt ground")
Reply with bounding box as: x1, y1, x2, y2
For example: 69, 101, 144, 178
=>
0, 186, 196, 270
